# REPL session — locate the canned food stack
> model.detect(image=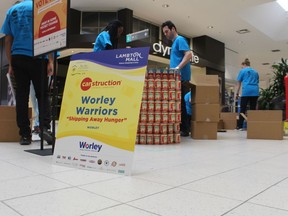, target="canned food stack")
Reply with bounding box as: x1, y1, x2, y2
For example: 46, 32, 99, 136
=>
136, 69, 181, 145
